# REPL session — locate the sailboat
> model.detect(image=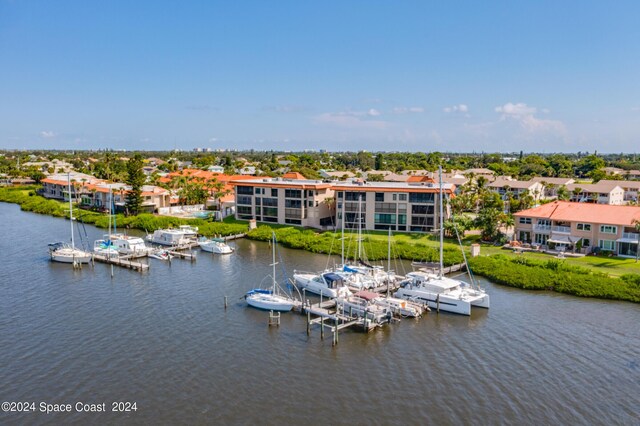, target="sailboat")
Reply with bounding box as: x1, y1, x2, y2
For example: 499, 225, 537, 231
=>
93, 188, 119, 257
49, 173, 92, 264
394, 166, 490, 315
245, 232, 296, 312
